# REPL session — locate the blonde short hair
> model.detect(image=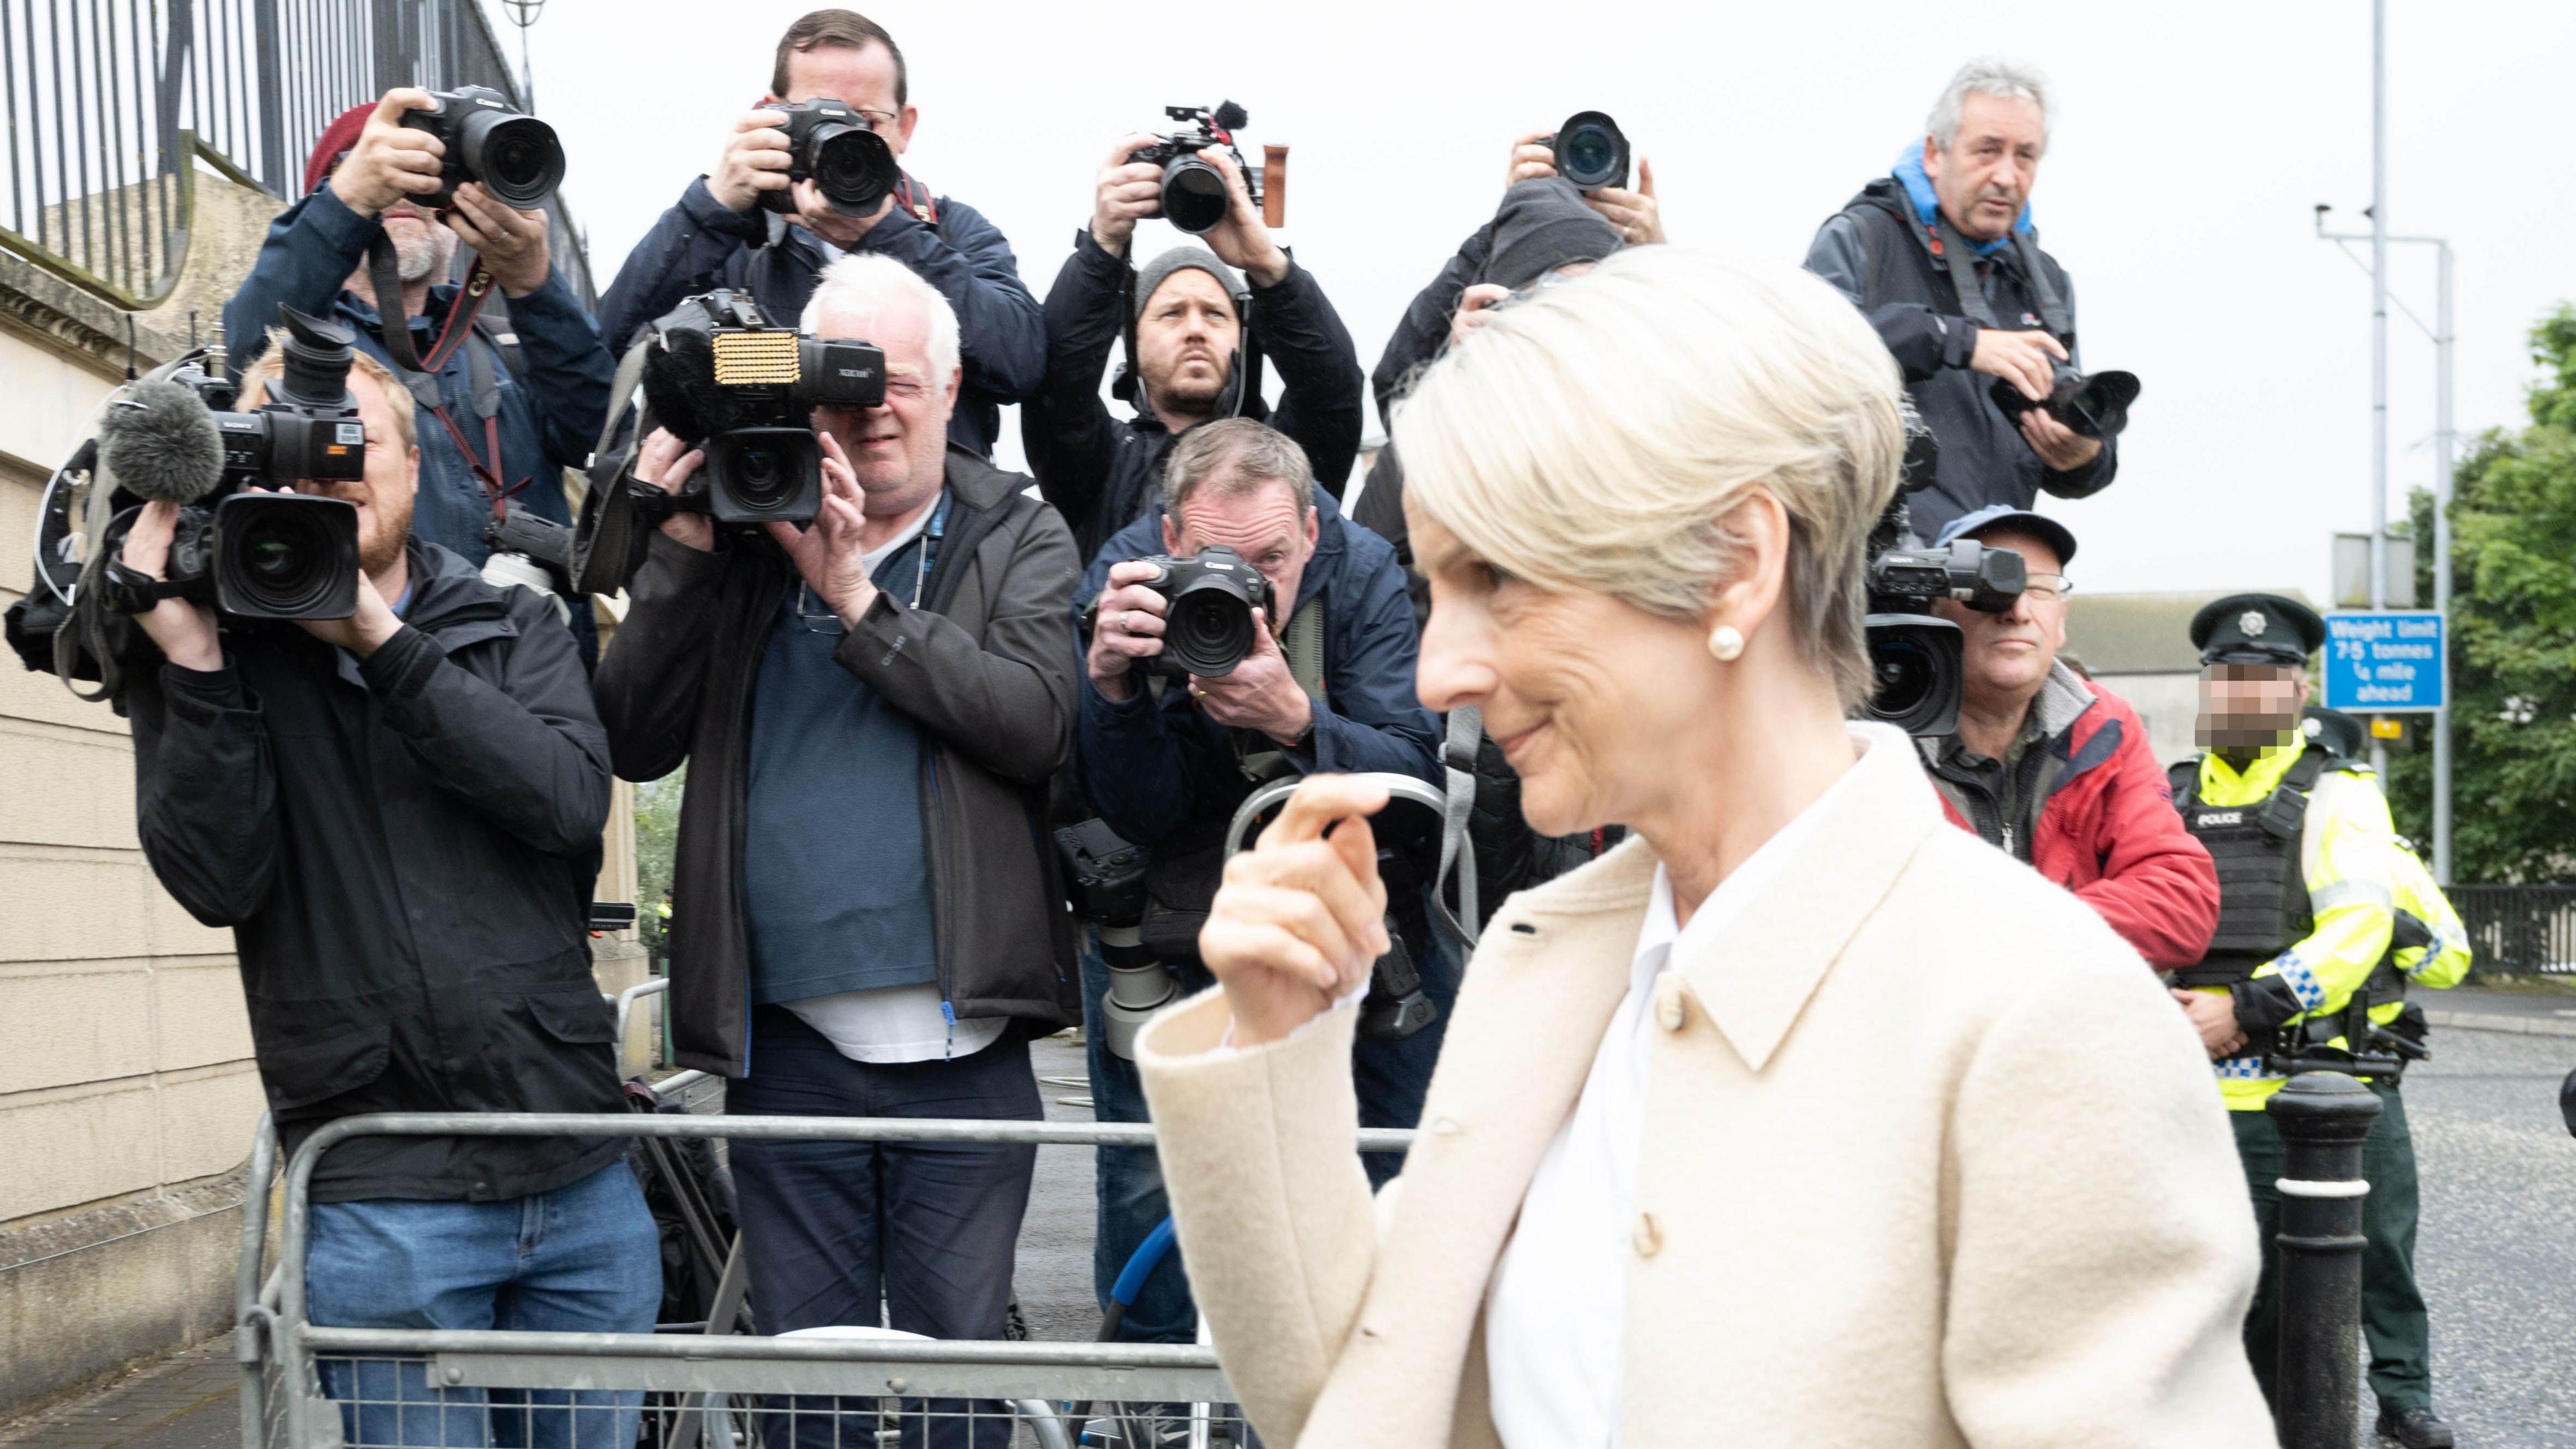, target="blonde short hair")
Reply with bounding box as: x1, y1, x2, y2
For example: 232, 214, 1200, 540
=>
1390, 246, 1905, 708
235, 331, 417, 453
